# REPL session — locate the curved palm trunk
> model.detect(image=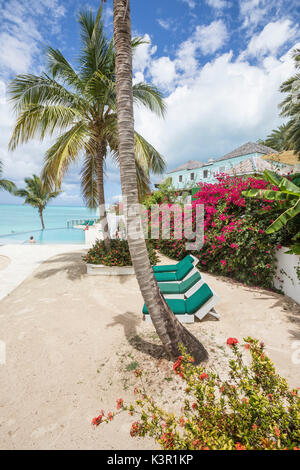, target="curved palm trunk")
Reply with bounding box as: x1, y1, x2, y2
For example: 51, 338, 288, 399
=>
96, 143, 110, 250
39, 208, 45, 230
113, 0, 207, 363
